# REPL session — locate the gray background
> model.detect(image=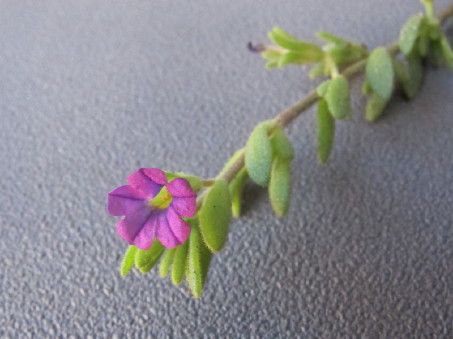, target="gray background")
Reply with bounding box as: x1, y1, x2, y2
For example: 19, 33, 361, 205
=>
1, 0, 453, 337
